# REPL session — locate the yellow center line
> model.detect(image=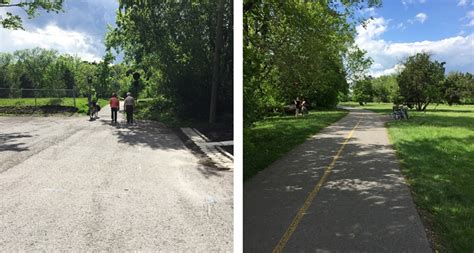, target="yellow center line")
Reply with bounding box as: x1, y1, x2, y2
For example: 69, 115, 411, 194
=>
272, 119, 361, 253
